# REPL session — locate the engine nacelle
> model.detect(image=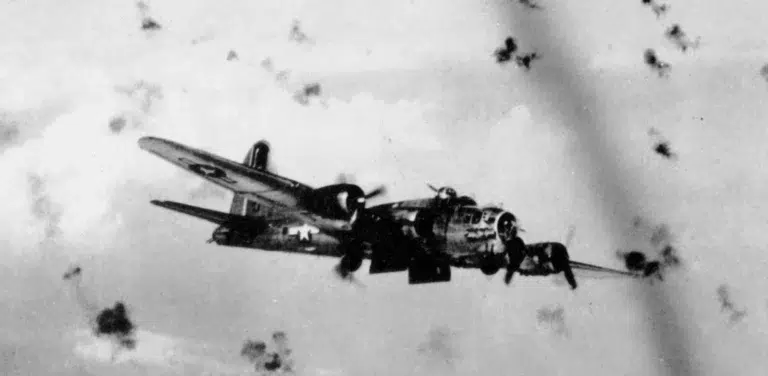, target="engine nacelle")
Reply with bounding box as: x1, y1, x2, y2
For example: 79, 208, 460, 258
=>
480, 207, 518, 243
303, 184, 366, 221
387, 208, 445, 242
